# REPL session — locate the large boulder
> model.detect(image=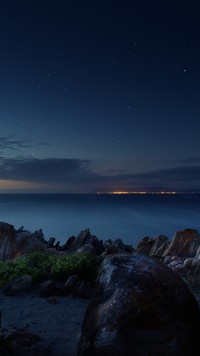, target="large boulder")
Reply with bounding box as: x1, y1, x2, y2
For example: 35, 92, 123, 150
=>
15, 231, 46, 256
0, 222, 46, 261
78, 254, 200, 355
162, 229, 200, 258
